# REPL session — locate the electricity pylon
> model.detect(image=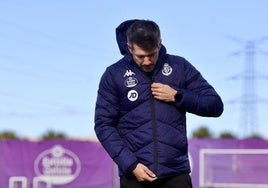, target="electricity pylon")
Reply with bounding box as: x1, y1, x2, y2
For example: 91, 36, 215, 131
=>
228, 36, 268, 137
